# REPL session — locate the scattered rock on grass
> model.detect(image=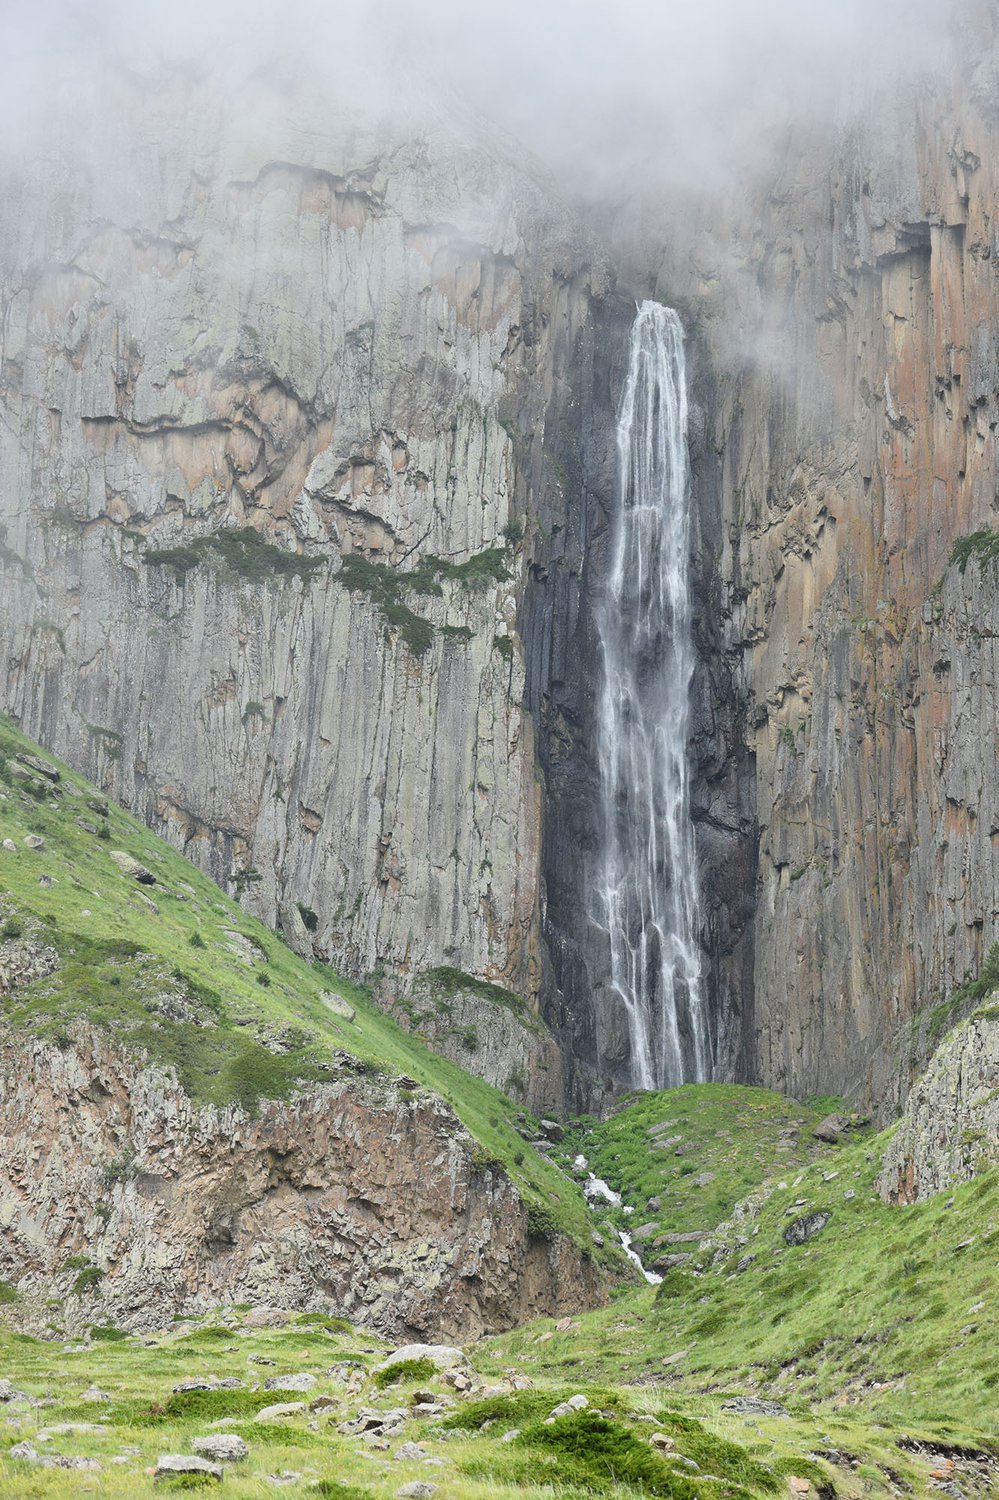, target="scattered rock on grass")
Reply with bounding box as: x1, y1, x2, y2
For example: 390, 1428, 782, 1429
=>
396, 1484, 437, 1499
